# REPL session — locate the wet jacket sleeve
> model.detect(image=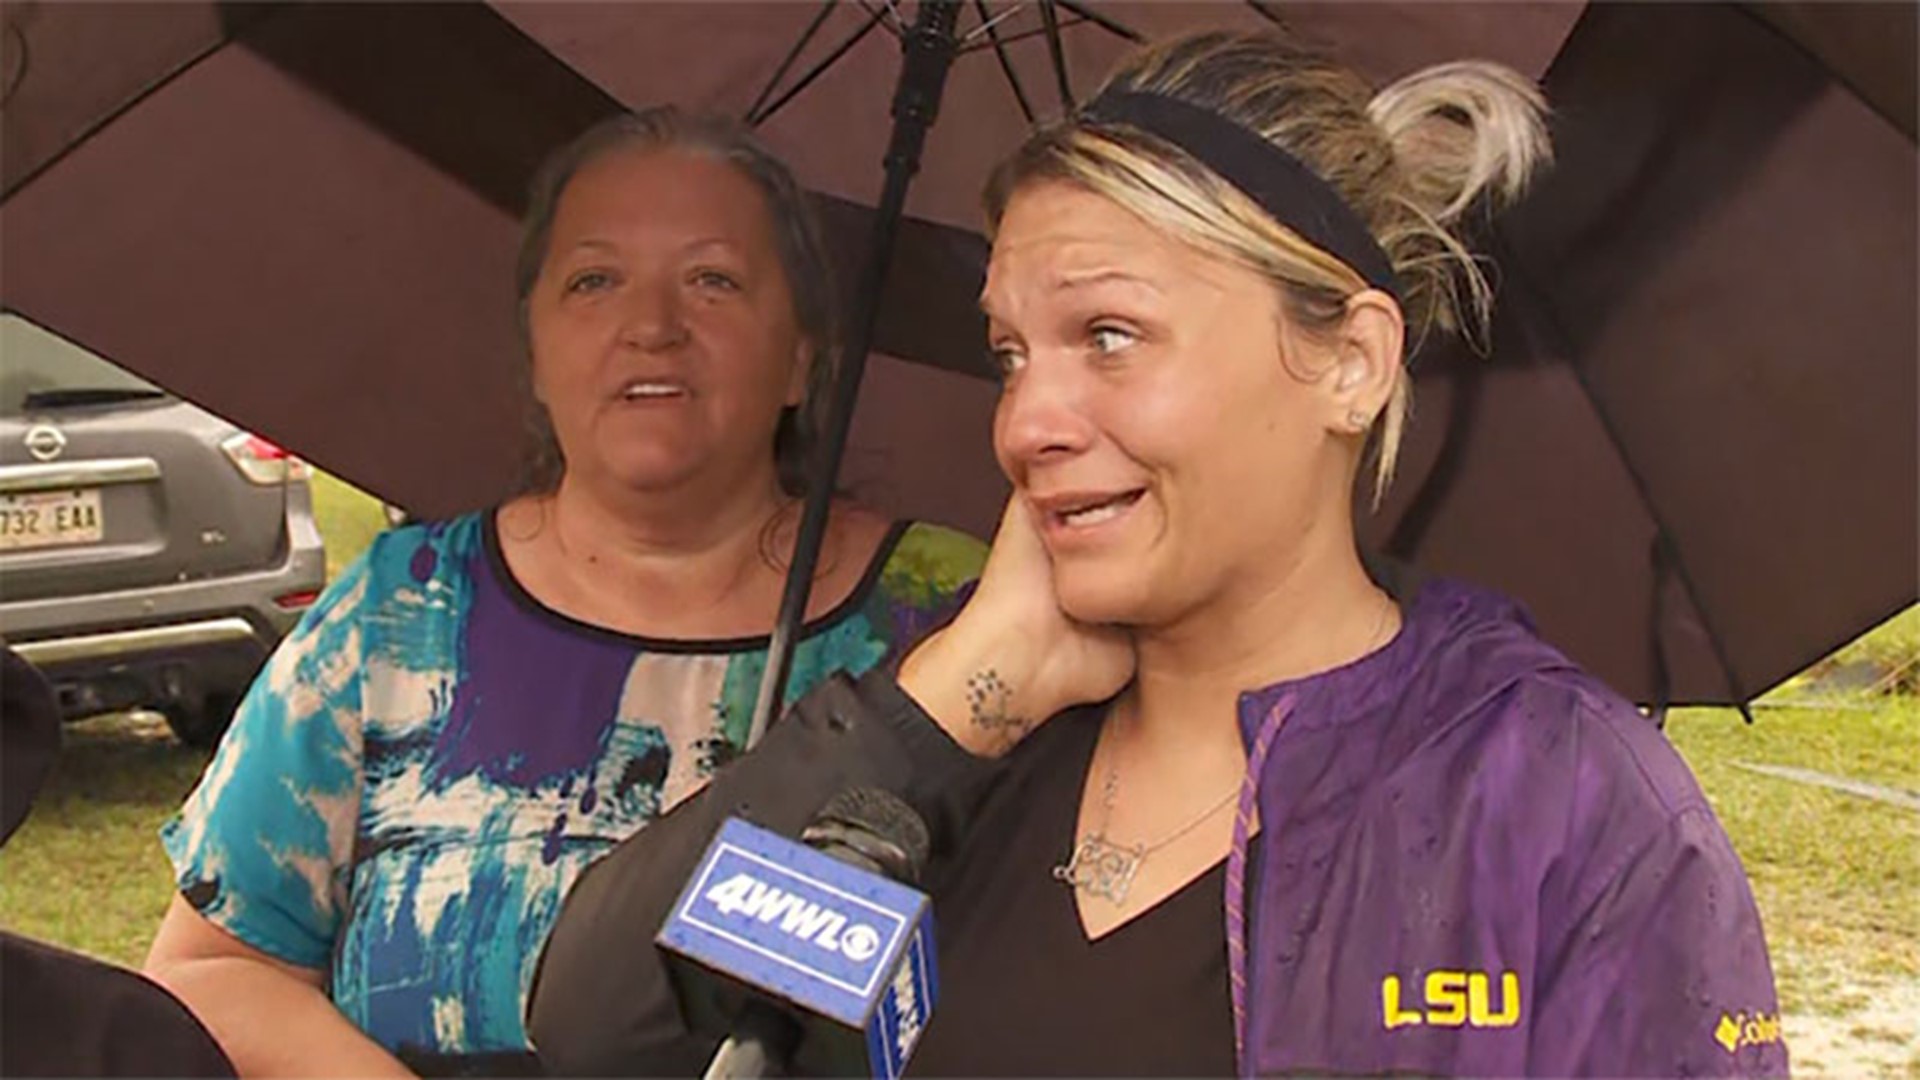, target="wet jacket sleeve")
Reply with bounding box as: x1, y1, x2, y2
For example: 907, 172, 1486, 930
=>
1530, 804, 1788, 1077
525, 668, 998, 1077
